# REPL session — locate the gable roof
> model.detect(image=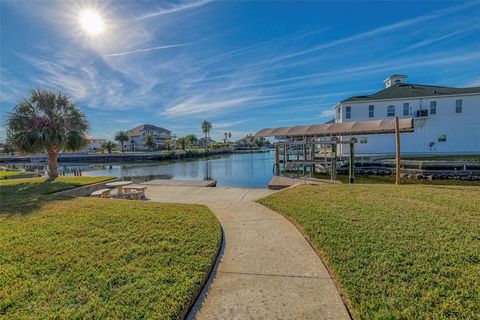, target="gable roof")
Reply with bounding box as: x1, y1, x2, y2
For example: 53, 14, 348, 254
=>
342, 83, 480, 103
127, 124, 171, 136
